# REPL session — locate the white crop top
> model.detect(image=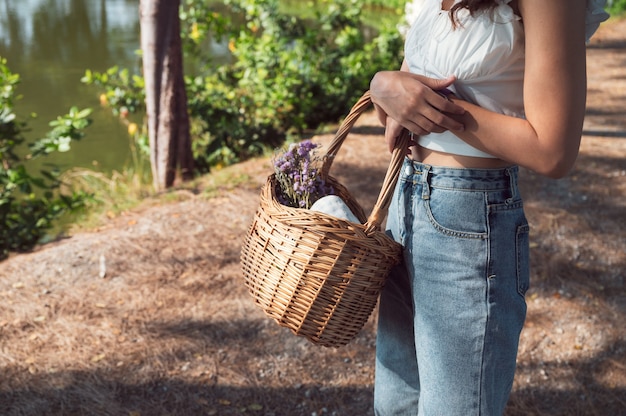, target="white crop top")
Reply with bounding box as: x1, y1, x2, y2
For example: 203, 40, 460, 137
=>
404, 0, 609, 158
